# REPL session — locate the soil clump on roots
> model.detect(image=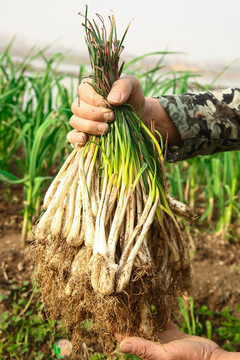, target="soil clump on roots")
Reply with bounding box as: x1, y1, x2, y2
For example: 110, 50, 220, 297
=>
34, 226, 191, 357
